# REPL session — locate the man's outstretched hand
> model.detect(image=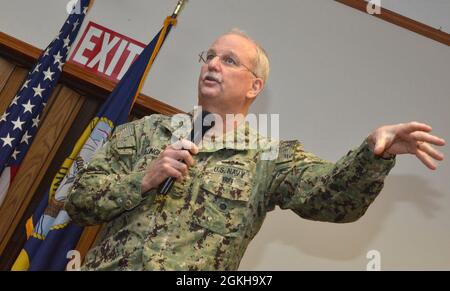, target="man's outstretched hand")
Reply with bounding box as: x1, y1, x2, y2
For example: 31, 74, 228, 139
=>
368, 121, 446, 170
